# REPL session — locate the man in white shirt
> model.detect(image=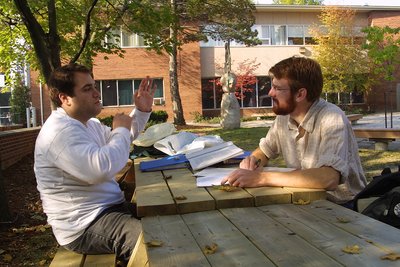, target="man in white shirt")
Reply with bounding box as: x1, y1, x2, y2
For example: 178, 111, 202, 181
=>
222, 57, 367, 206
34, 64, 155, 263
